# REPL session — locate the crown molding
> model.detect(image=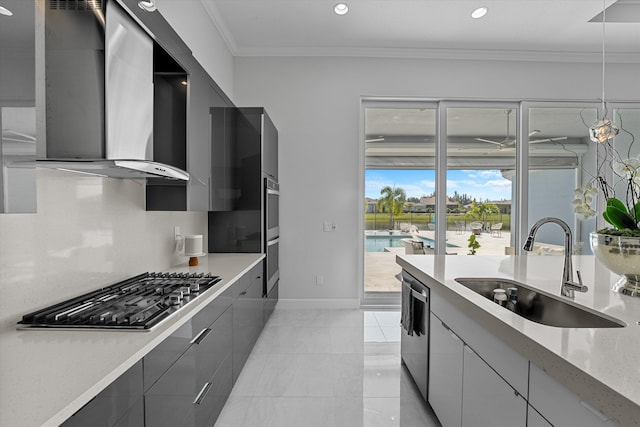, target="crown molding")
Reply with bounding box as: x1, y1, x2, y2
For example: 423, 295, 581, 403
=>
199, 0, 238, 55
230, 45, 640, 63
197, 0, 640, 64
